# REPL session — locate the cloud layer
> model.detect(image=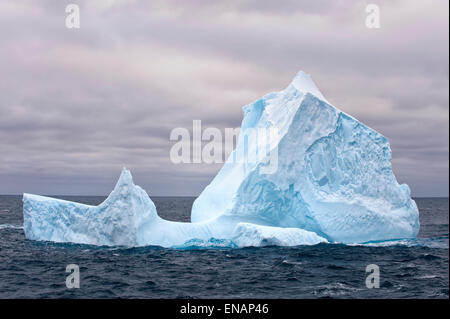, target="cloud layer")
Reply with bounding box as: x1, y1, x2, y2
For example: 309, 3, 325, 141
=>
0, 0, 448, 196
